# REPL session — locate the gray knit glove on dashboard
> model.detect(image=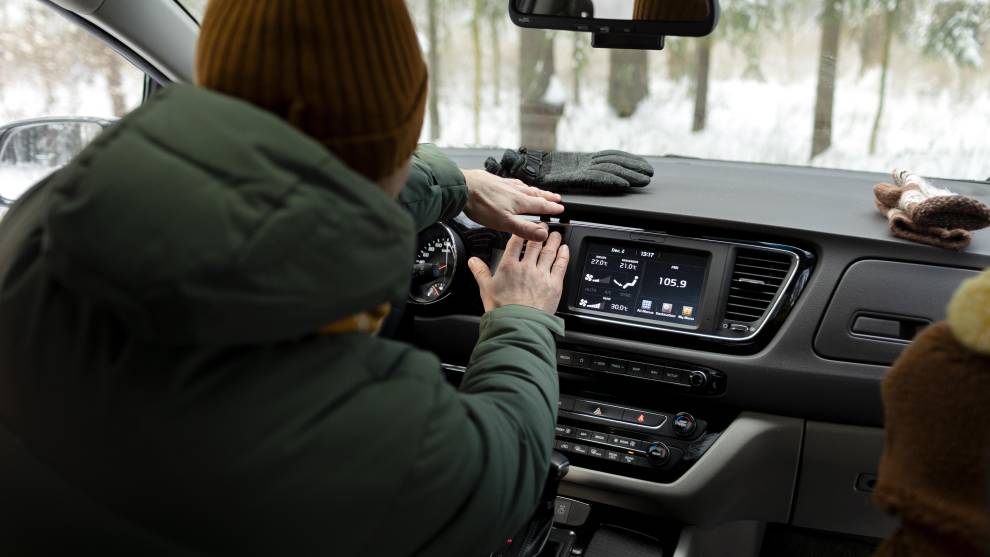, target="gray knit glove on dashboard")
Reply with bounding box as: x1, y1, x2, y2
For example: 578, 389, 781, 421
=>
484, 147, 654, 194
